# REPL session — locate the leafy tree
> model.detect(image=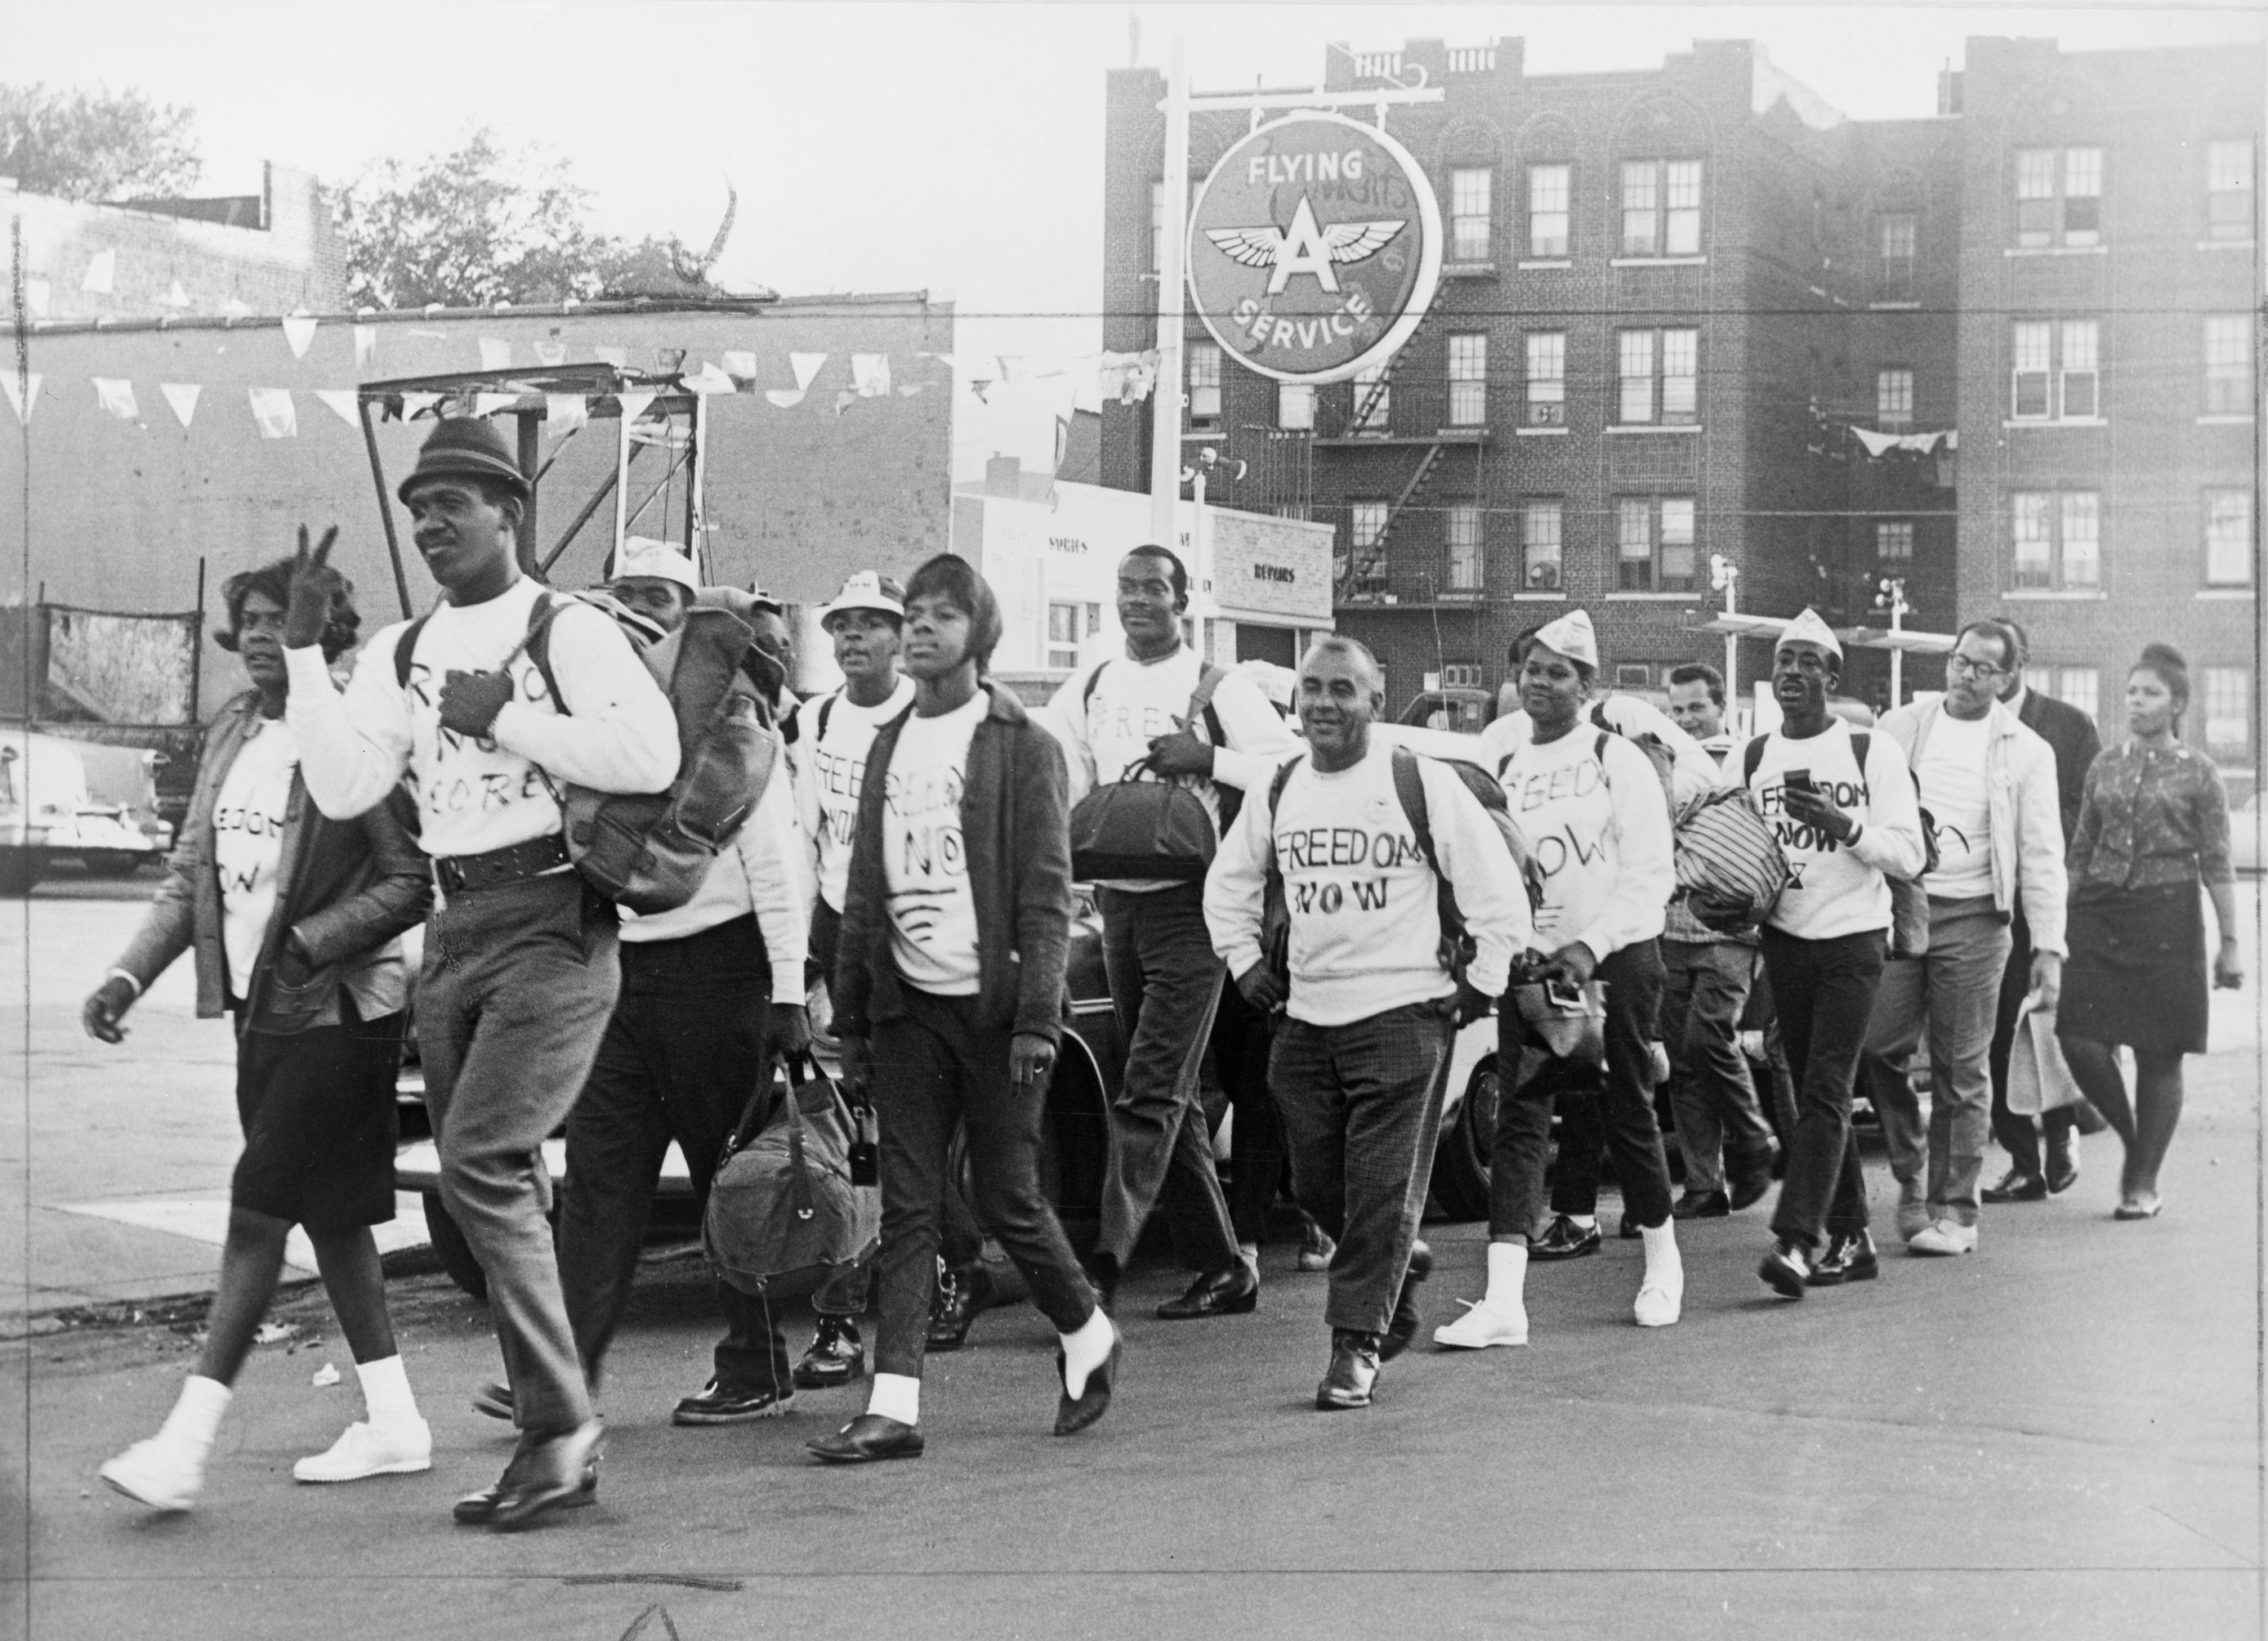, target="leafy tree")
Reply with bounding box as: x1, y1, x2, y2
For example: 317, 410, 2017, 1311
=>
0, 82, 201, 202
